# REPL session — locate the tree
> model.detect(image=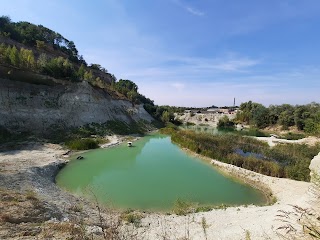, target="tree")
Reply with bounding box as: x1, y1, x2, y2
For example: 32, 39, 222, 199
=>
9, 46, 19, 66
36, 40, 46, 50
89, 64, 101, 70
251, 104, 269, 128
0, 16, 14, 37
77, 64, 86, 80
20, 48, 35, 69
37, 53, 48, 70
114, 79, 138, 96
127, 90, 139, 103
294, 106, 310, 130
161, 111, 171, 123
278, 110, 294, 130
